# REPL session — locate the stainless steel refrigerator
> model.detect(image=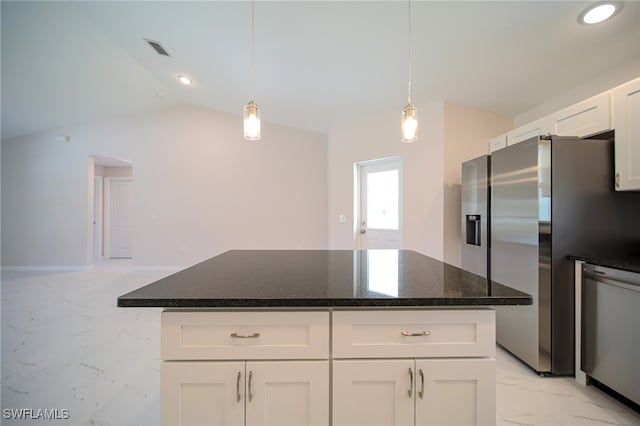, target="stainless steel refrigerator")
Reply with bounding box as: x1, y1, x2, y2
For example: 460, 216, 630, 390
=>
490, 135, 630, 375
461, 155, 490, 279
